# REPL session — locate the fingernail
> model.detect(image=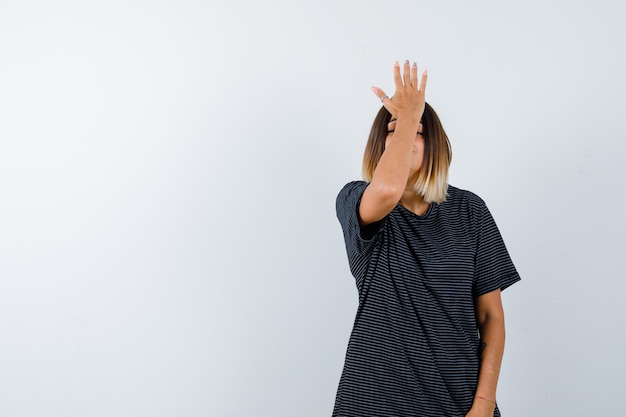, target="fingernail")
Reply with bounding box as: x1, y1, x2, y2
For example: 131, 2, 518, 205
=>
394, 61, 399, 67
412, 62, 417, 67
405, 59, 409, 64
